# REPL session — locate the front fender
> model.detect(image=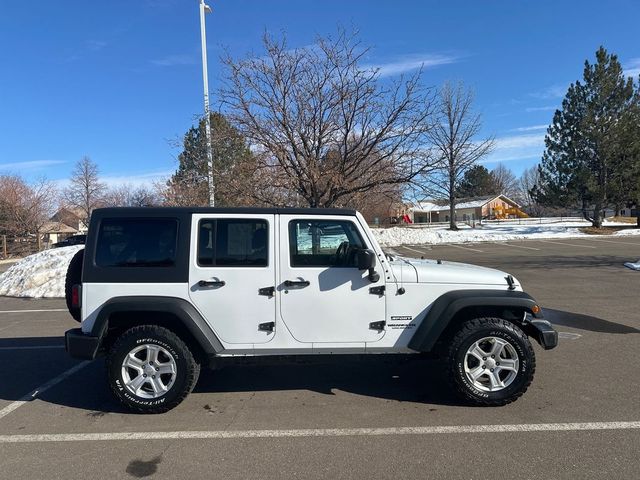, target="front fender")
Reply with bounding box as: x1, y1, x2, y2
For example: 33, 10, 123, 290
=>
408, 289, 547, 352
